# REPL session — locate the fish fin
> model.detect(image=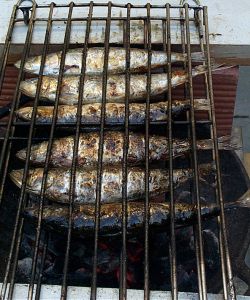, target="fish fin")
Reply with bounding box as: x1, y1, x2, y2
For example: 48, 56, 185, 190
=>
225, 189, 250, 209
197, 163, 216, 184
196, 135, 242, 151
190, 52, 205, 62
217, 135, 242, 151
192, 64, 235, 77
193, 98, 210, 110
234, 190, 250, 208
